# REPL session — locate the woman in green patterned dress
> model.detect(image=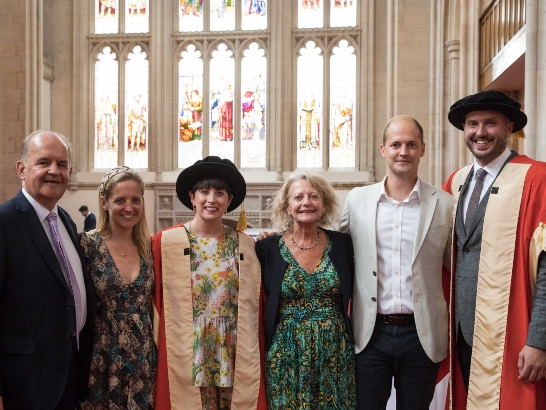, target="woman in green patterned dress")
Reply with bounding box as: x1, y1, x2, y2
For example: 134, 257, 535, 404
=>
256, 172, 356, 409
